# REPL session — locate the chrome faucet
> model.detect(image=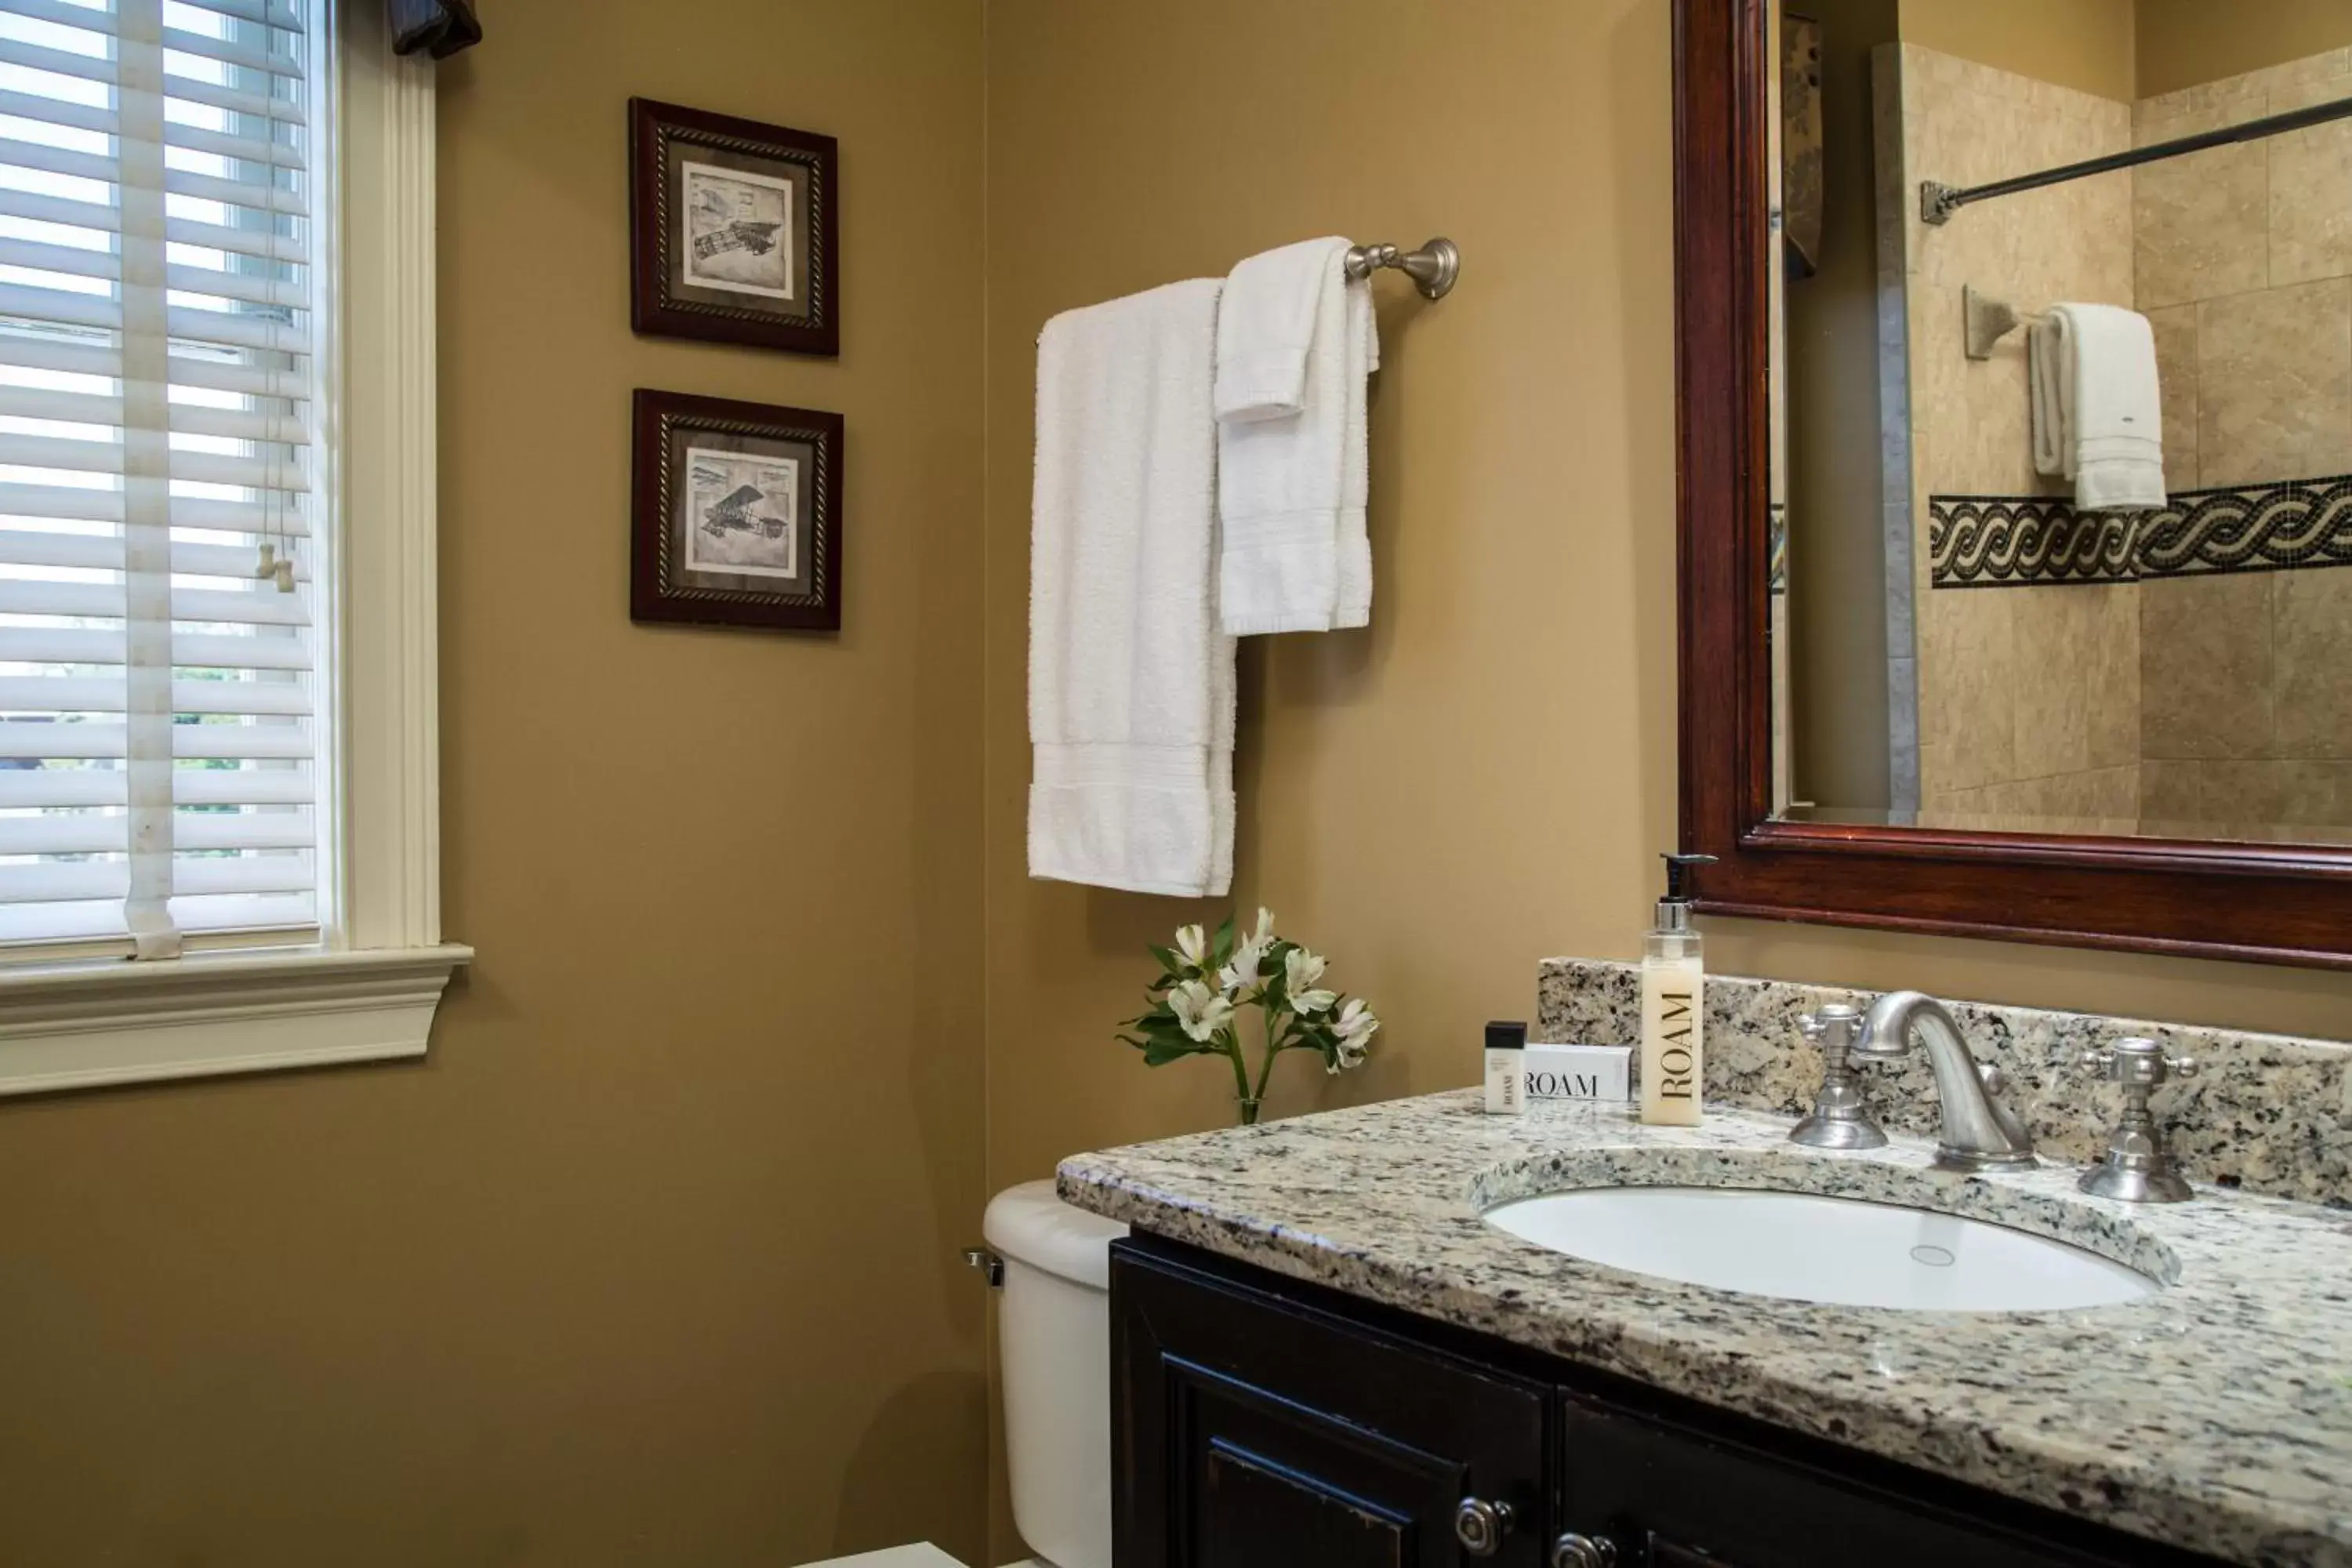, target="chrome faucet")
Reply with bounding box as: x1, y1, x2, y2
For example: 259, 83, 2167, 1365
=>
1847, 990, 2037, 1173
